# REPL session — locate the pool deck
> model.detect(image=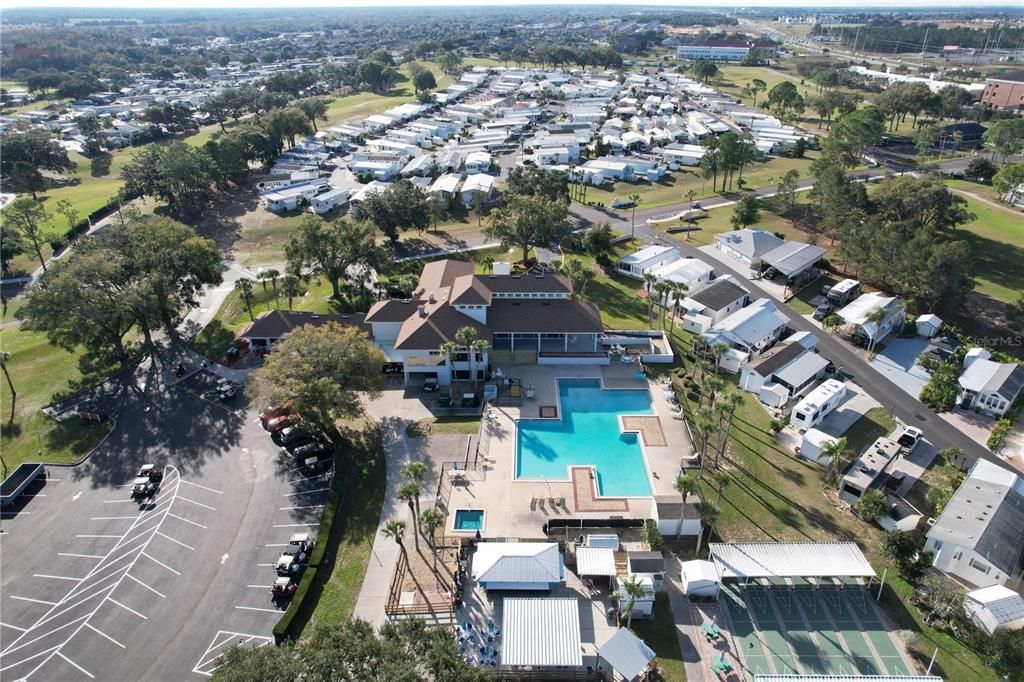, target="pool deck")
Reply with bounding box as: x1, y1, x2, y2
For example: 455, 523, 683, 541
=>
446, 363, 694, 539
